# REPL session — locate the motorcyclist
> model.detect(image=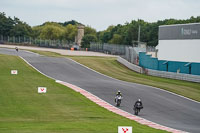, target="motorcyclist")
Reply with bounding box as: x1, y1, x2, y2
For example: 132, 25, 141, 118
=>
134, 99, 143, 111
115, 90, 122, 102
15, 47, 18, 52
